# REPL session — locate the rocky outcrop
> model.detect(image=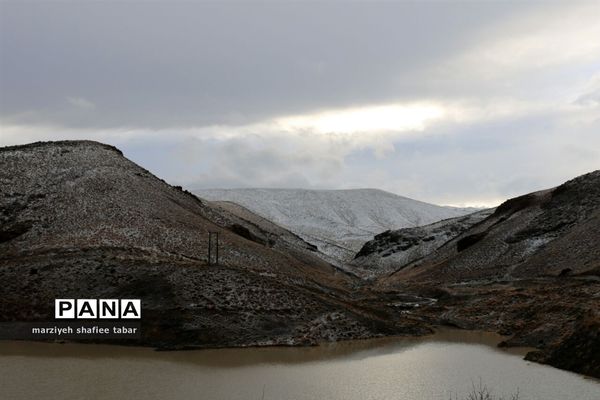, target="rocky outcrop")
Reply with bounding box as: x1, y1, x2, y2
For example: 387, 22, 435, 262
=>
539, 312, 600, 378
